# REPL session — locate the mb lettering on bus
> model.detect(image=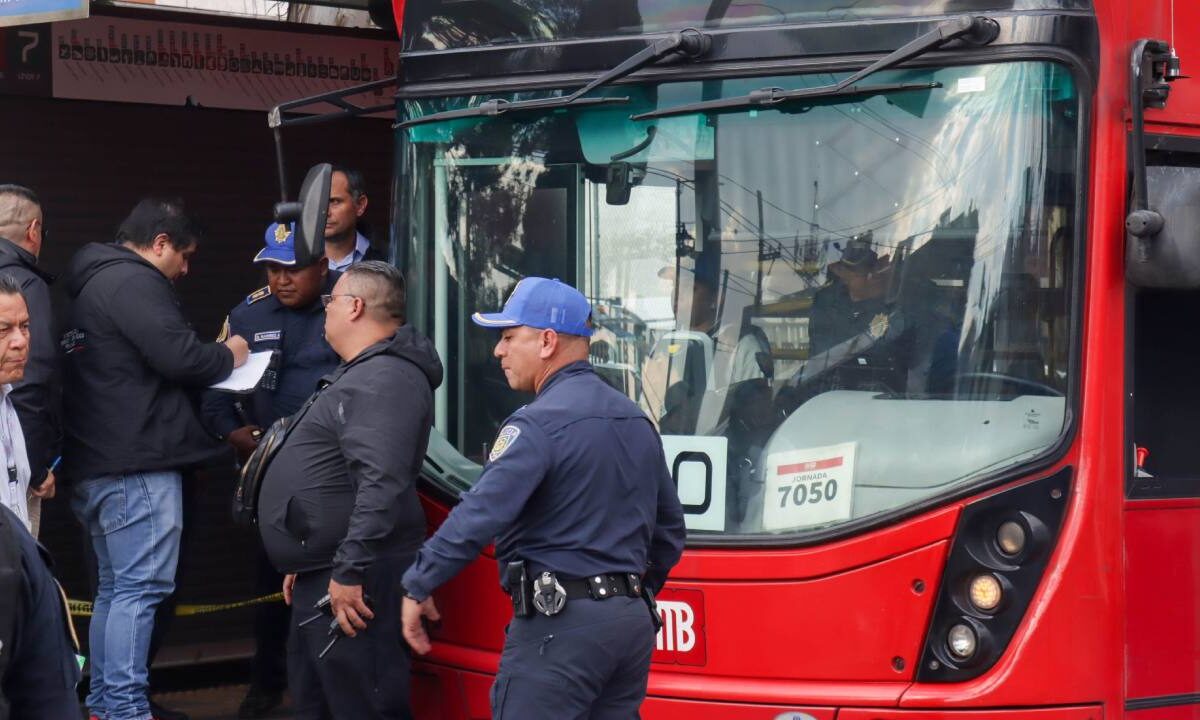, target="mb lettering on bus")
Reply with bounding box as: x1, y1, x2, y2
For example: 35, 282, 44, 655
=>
652, 588, 706, 666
